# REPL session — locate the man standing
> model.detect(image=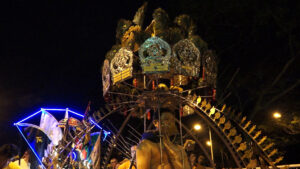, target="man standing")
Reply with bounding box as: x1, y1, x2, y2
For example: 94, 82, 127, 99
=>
118, 145, 137, 169
136, 112, 191, 169
109, 158, 119, 169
